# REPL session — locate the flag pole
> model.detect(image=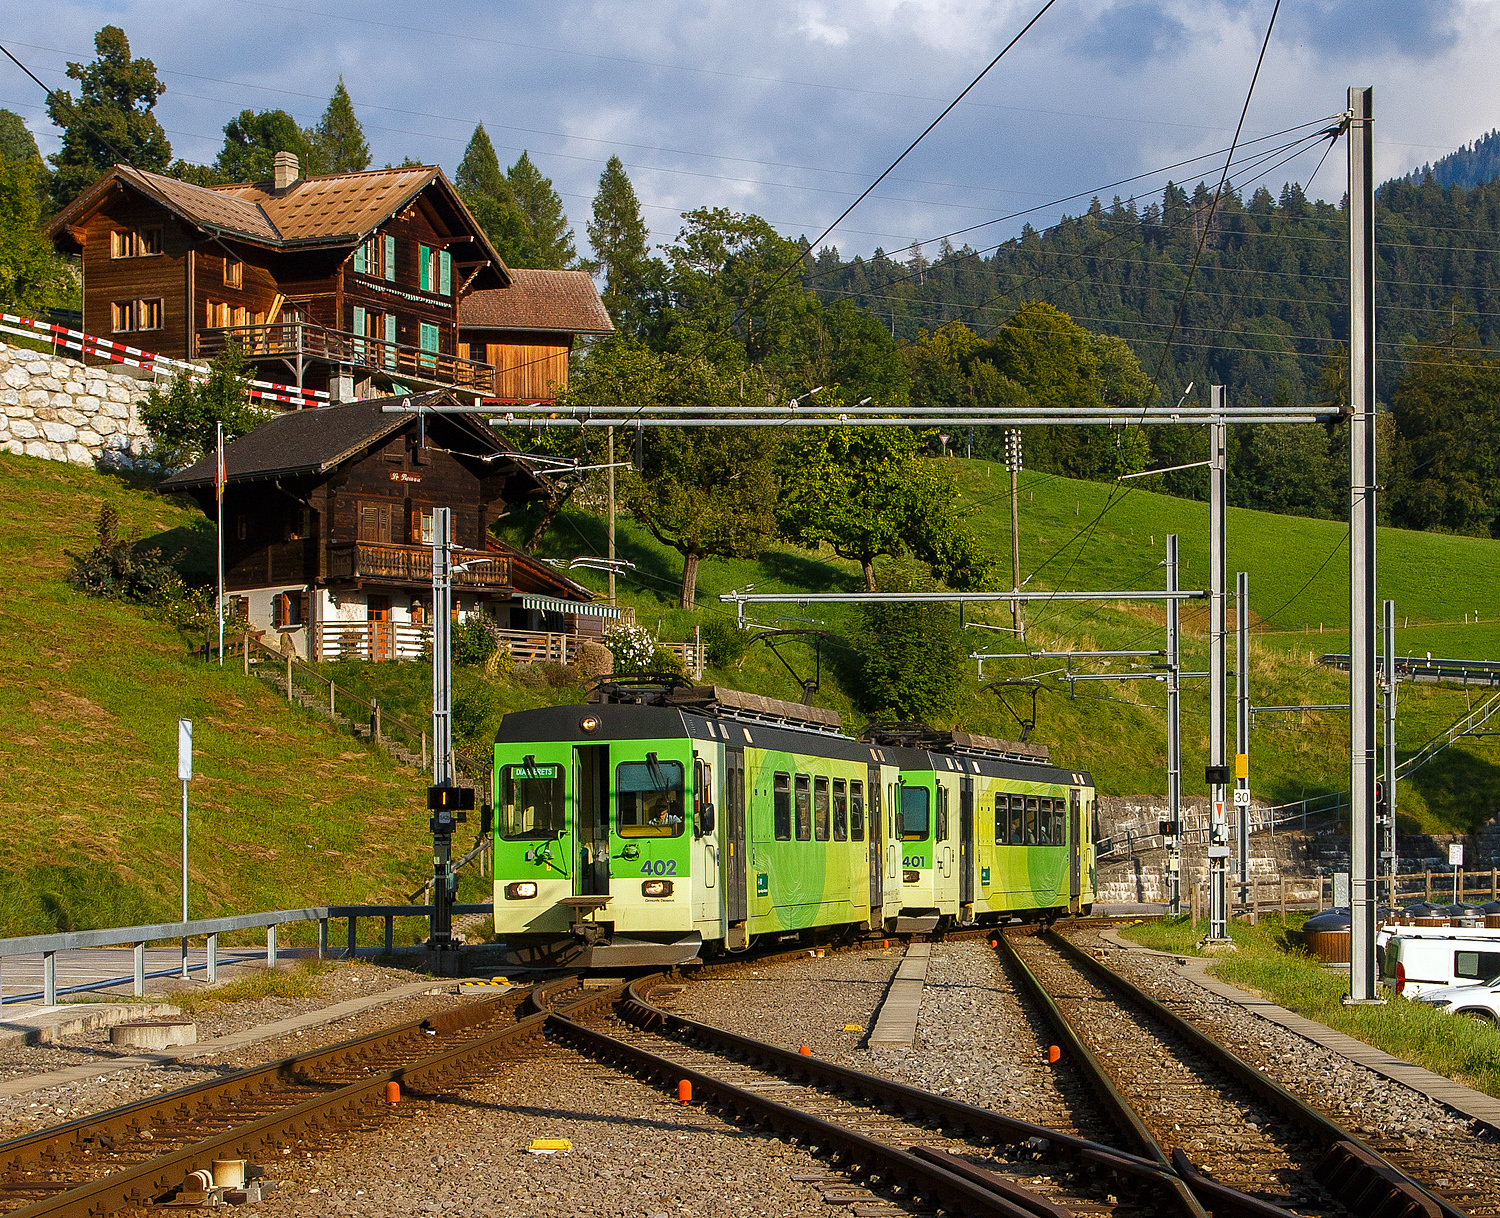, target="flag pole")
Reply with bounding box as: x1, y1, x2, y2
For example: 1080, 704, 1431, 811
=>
216, 420, 225, 666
